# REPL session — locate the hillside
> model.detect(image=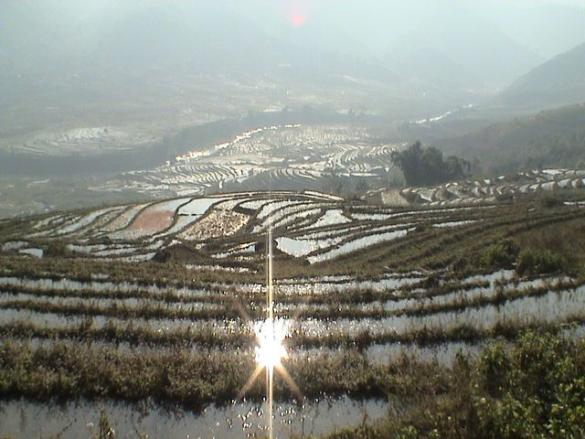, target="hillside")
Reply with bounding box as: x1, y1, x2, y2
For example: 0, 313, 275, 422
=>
501, 41, 585, 110
1, 188, 585, 436
441, 103, 585, 174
